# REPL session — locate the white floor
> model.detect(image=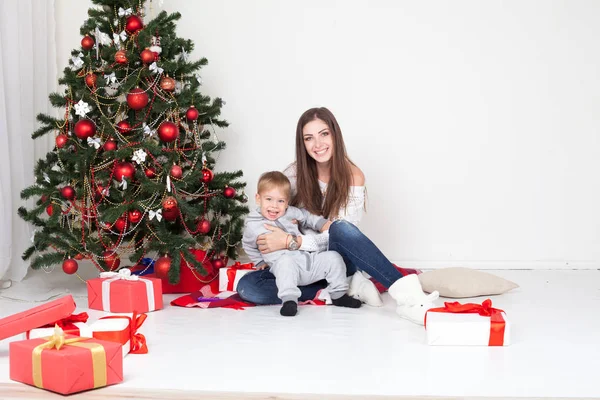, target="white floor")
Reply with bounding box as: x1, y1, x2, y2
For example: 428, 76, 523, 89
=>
0, 268, 599, 399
